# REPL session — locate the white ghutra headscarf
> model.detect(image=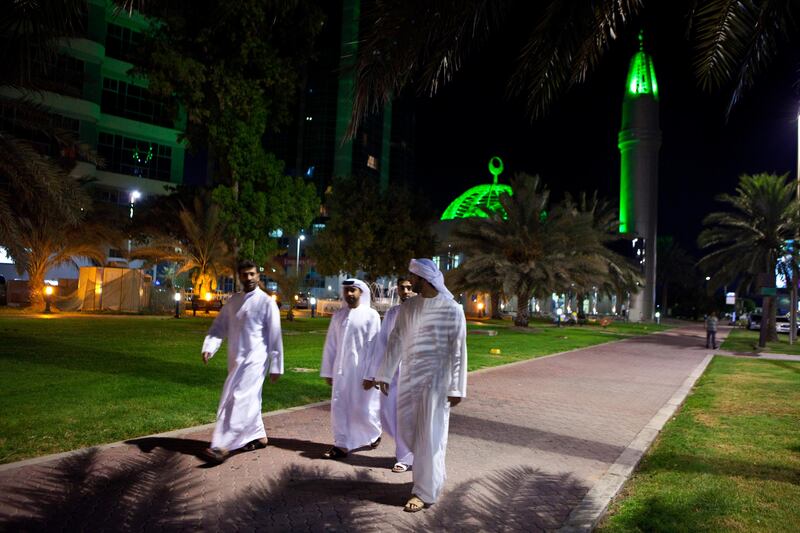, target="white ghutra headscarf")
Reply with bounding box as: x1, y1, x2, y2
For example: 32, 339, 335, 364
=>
342, 278, 371, 307
409, 258, 453, 299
